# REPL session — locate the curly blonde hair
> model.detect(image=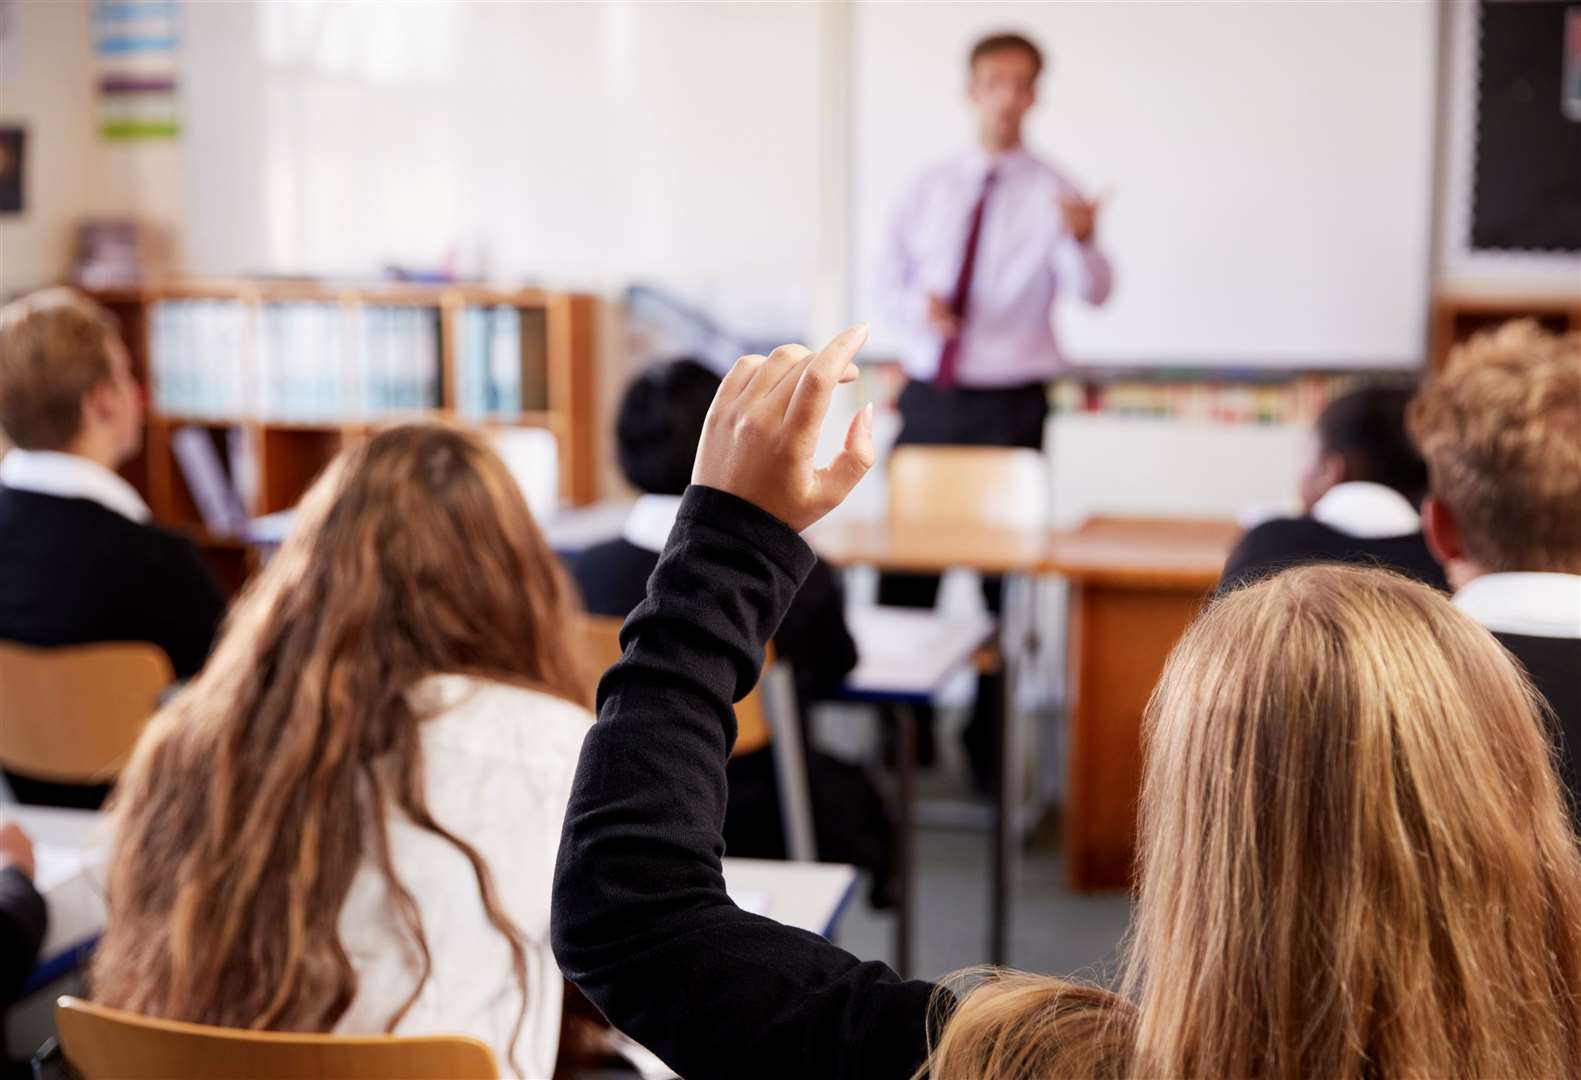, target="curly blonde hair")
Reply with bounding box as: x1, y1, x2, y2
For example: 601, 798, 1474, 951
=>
1407, 319, 1581, 572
